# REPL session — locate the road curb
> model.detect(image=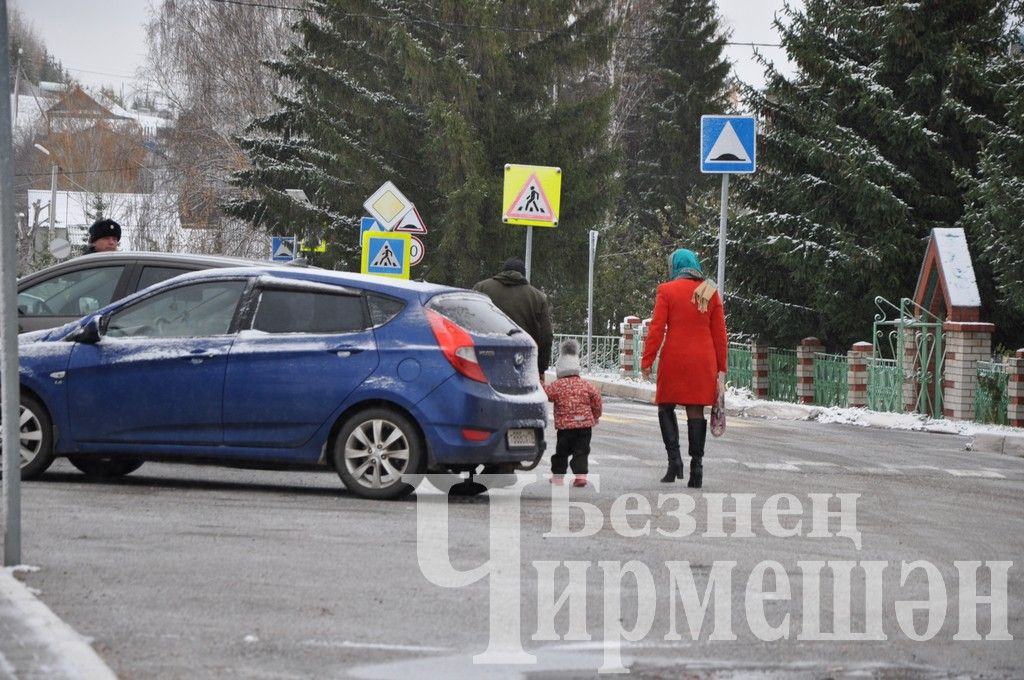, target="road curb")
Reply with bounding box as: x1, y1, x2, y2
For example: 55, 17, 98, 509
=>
0, 567, 117, 680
